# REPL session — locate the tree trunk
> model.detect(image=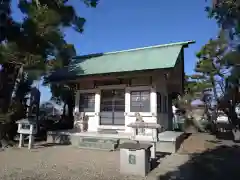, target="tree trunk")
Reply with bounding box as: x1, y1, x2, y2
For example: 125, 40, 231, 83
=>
63, 103, 66, 116
211, 76, 220, 125
0, 63, 21, 113
66, 91, 74, 129
0, 121, 13, 148
0, 123, 7, 148
0, 63, 24, 145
